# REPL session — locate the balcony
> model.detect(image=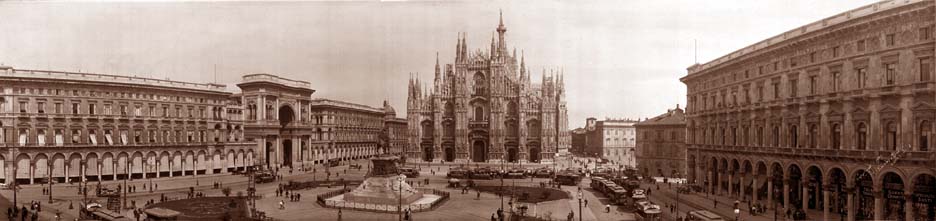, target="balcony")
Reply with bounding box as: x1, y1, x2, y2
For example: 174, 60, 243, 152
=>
468, 121, 488, 130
